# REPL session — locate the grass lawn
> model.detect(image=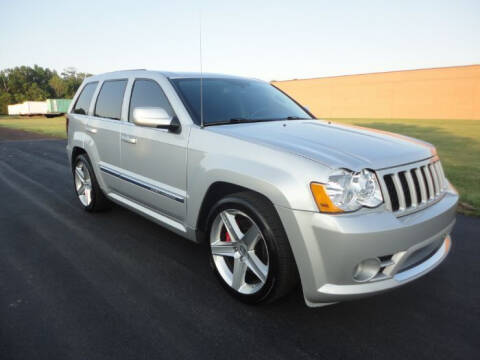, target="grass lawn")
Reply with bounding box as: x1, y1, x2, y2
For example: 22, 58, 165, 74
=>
0, 115, 67, 139
330, 118, 480, 216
